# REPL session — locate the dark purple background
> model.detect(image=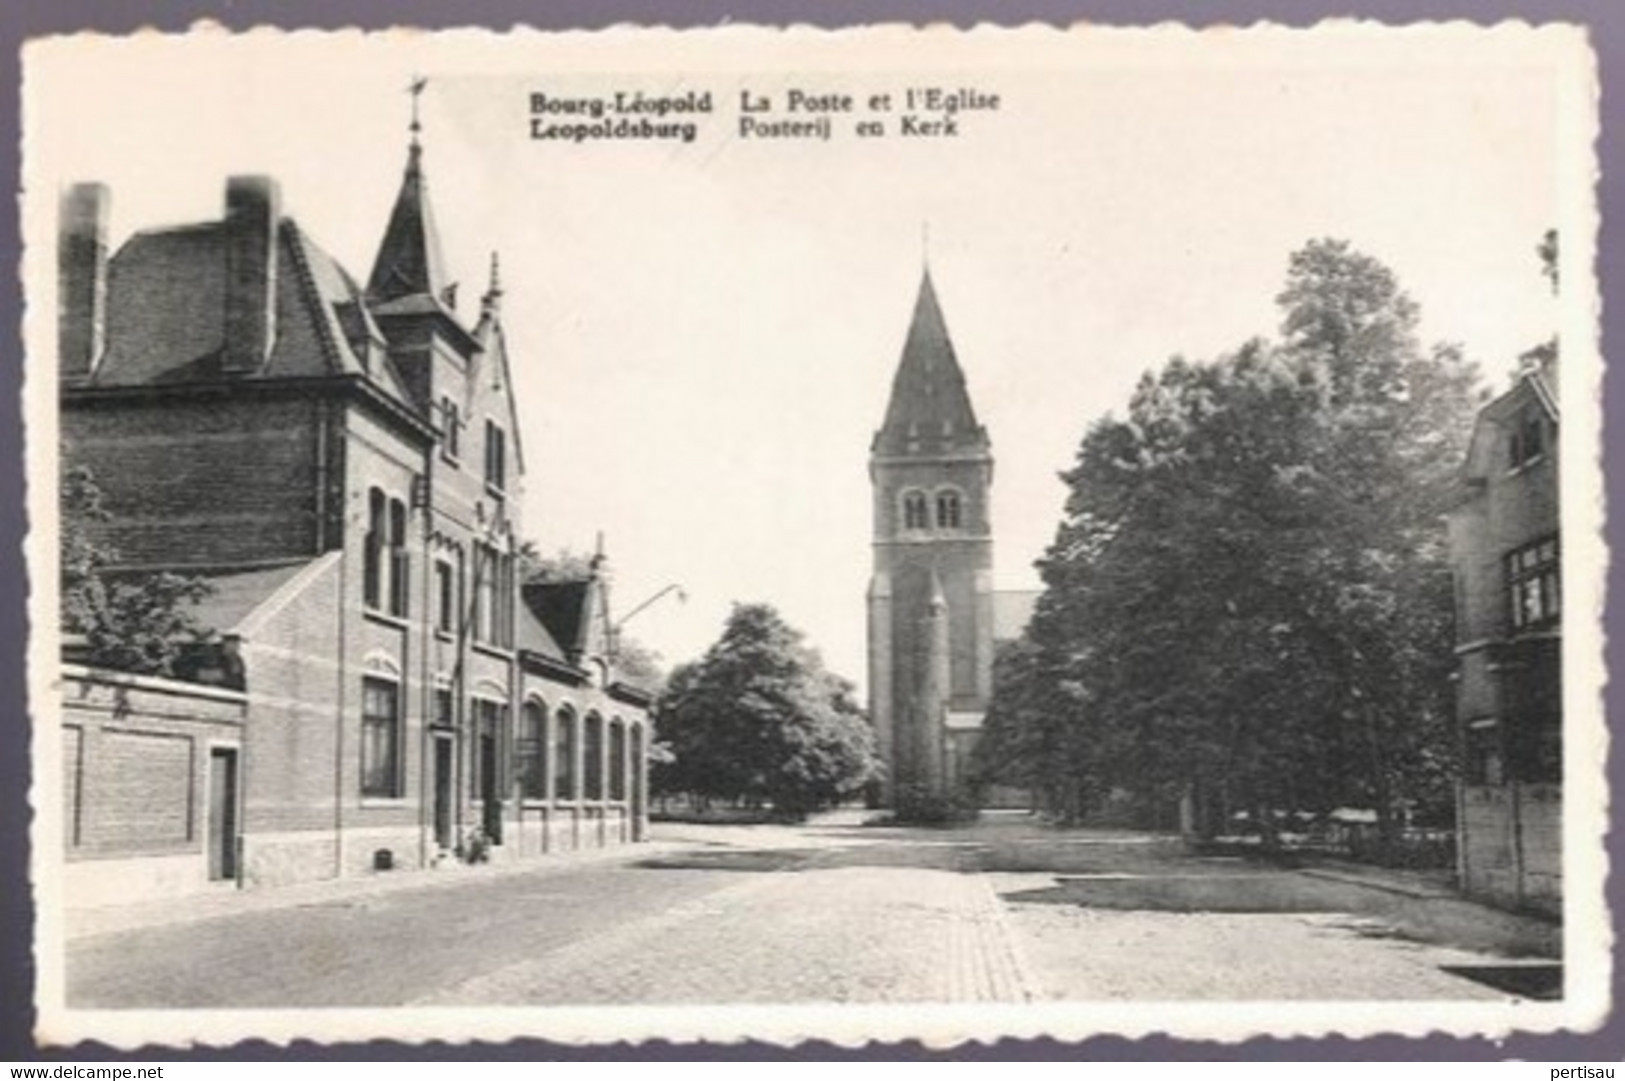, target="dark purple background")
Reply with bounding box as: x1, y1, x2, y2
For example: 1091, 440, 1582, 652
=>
1, 0, 1617, 1061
